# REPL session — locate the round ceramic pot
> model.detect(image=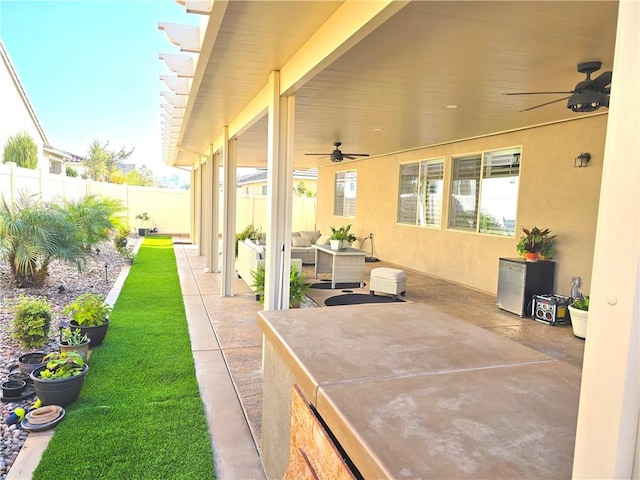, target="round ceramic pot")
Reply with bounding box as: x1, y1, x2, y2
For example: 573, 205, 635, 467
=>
59, 339, 91, 362
1, 380, 26, 398
568, 305, 588, 339
18, 352, 47, 374
70, 319, 109, 347
30, 364, 89, 407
